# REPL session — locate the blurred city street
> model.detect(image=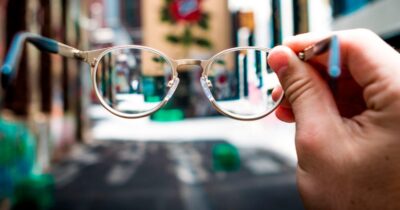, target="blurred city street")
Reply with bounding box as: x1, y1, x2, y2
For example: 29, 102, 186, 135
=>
51, 139, 303, 210
3, 0, 380, 209
47, 101, 304, 210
